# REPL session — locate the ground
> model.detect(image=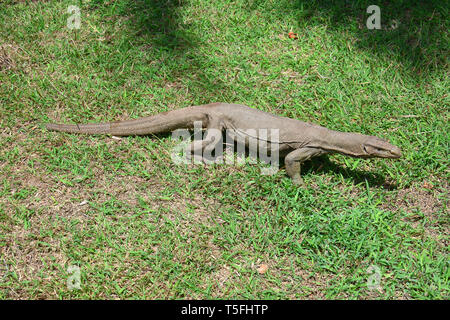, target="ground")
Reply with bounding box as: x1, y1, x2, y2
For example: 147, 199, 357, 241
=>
0, 0, 448, 299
